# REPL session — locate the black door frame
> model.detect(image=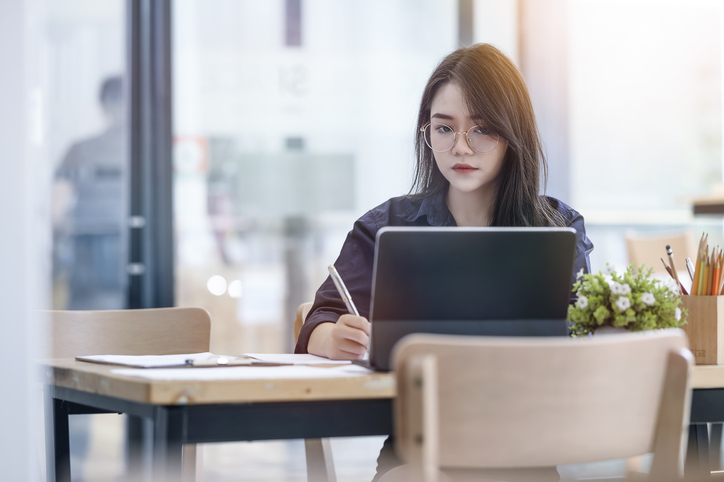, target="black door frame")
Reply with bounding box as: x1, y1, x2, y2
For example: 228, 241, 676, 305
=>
127, 0, 174, 309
